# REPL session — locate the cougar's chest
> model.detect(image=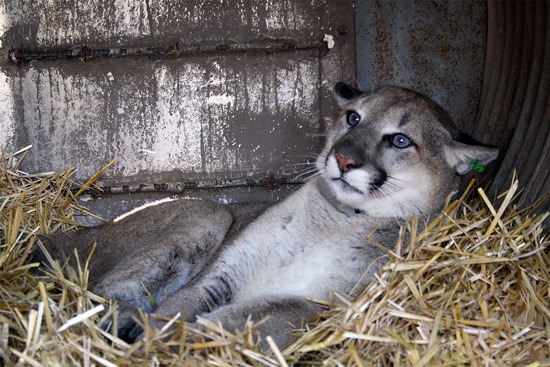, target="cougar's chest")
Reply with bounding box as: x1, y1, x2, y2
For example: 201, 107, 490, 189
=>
231, 184, 374, 301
